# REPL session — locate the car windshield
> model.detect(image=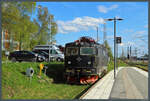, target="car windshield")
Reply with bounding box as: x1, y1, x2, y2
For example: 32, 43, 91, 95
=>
80, 47, 95, 55
41, 51, 49, 55
56, 49, 62, 54
66, 47, 78, 56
